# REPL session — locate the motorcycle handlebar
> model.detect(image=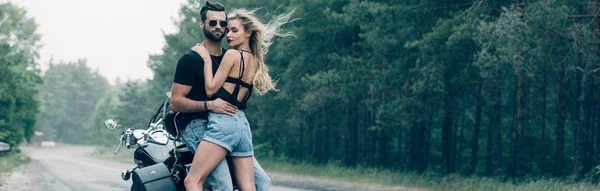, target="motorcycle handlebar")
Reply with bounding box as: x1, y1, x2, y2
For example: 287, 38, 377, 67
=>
125, 133, 132, 149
